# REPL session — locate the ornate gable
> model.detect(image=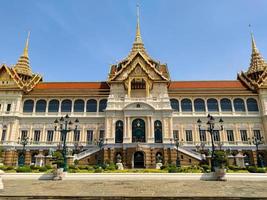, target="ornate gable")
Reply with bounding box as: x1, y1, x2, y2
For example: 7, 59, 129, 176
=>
0, 33, 42, 93
238, 34, 267, 91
